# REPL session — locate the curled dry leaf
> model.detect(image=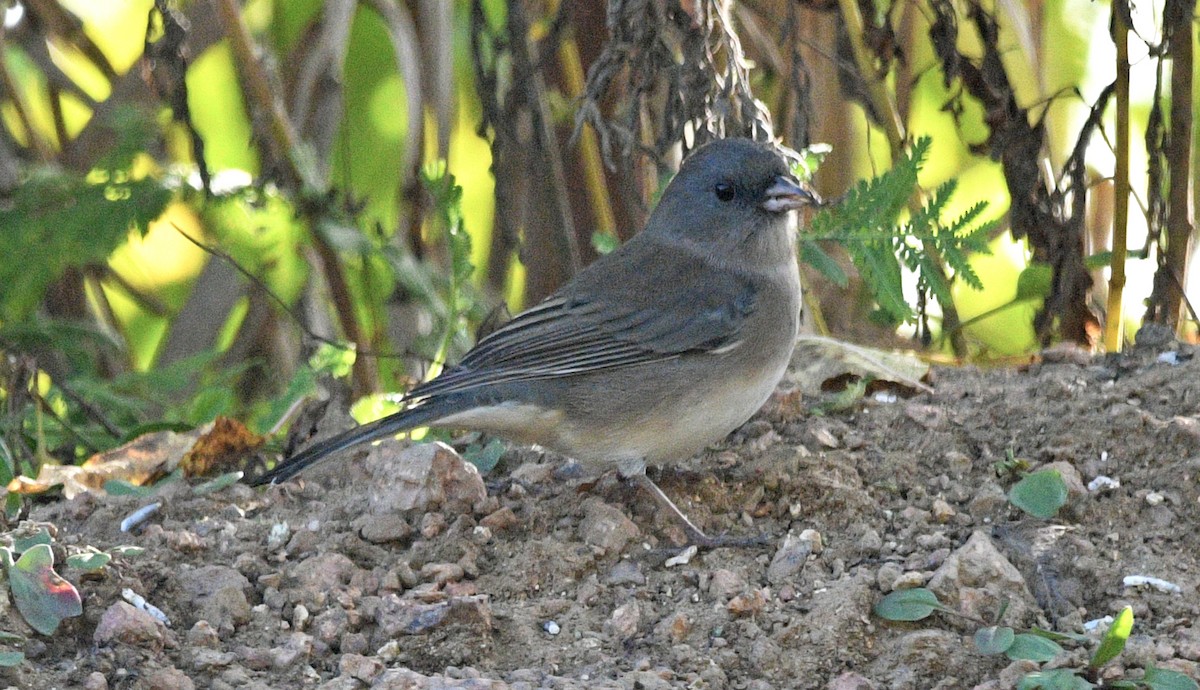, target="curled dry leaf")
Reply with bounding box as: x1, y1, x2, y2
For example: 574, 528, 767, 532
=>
787, 335, 933, 396
6, 417, 262, 498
